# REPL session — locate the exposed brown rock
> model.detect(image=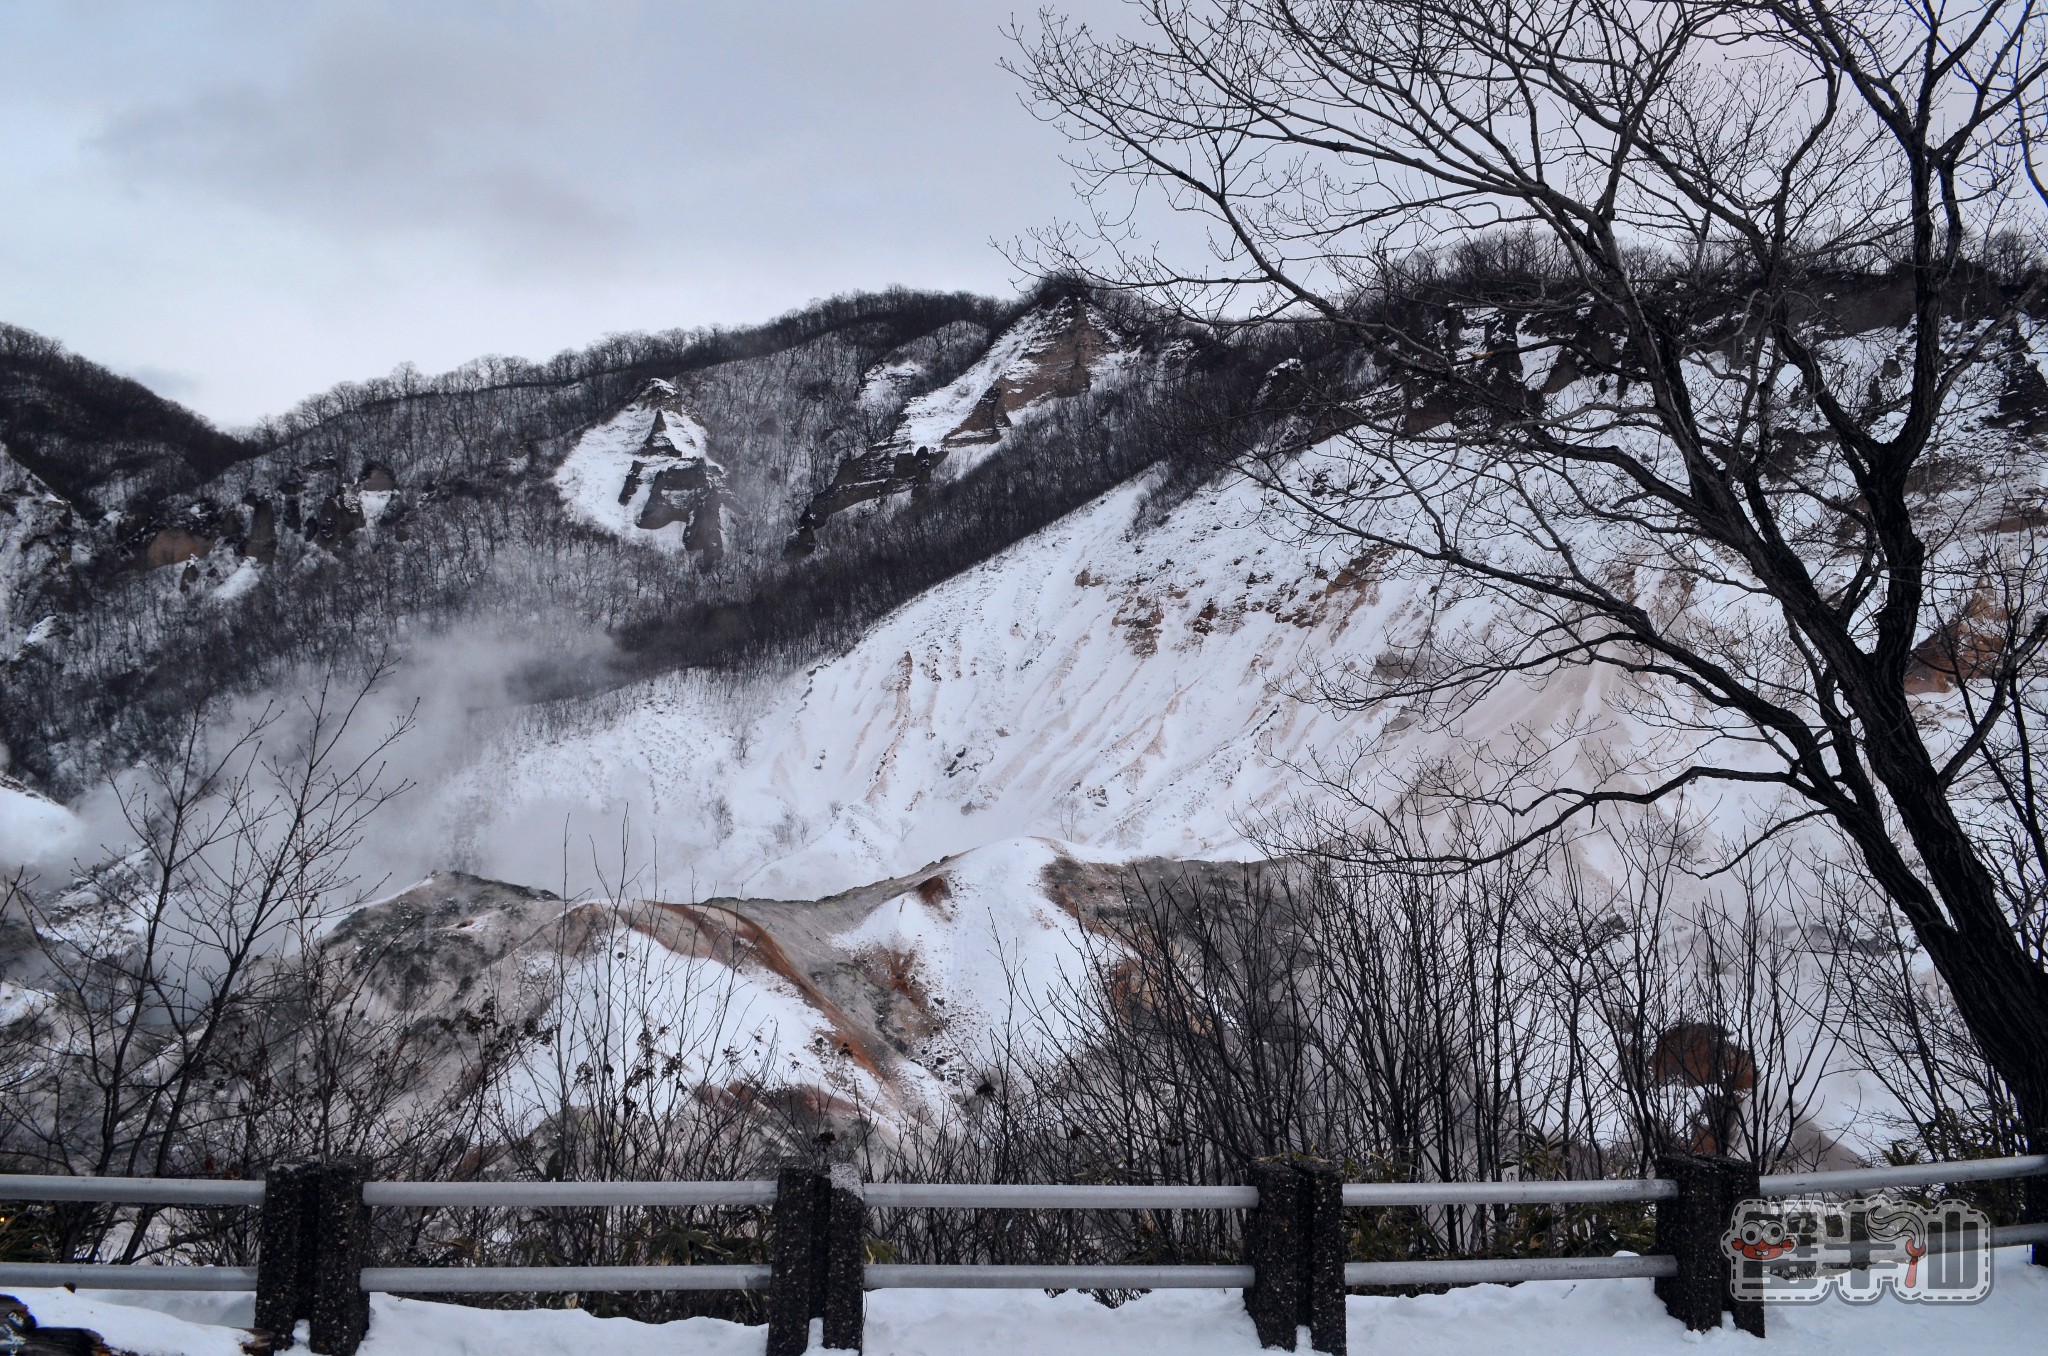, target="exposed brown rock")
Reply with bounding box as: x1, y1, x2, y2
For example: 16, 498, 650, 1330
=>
941, 295, 1121, 447
1651, 1021, 1757, 1093
791, 299, 1125, 553
1905, 592, 2008, 694
635, 460, 727, 559
240, 500, 277, 564
142, 526, 212, 569
312, 491, 365, 549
